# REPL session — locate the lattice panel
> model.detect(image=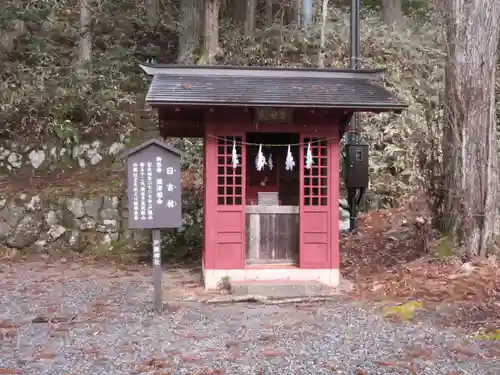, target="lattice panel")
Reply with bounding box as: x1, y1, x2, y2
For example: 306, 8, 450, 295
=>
217, 136, 243, 205
303, 138, 328, 206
